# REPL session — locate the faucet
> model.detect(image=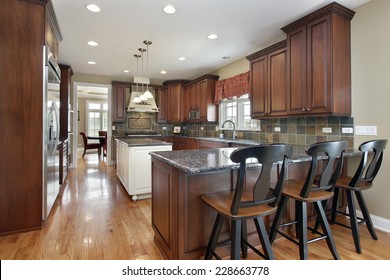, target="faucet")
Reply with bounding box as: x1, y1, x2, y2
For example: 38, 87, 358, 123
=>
221, 120, 237, 139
